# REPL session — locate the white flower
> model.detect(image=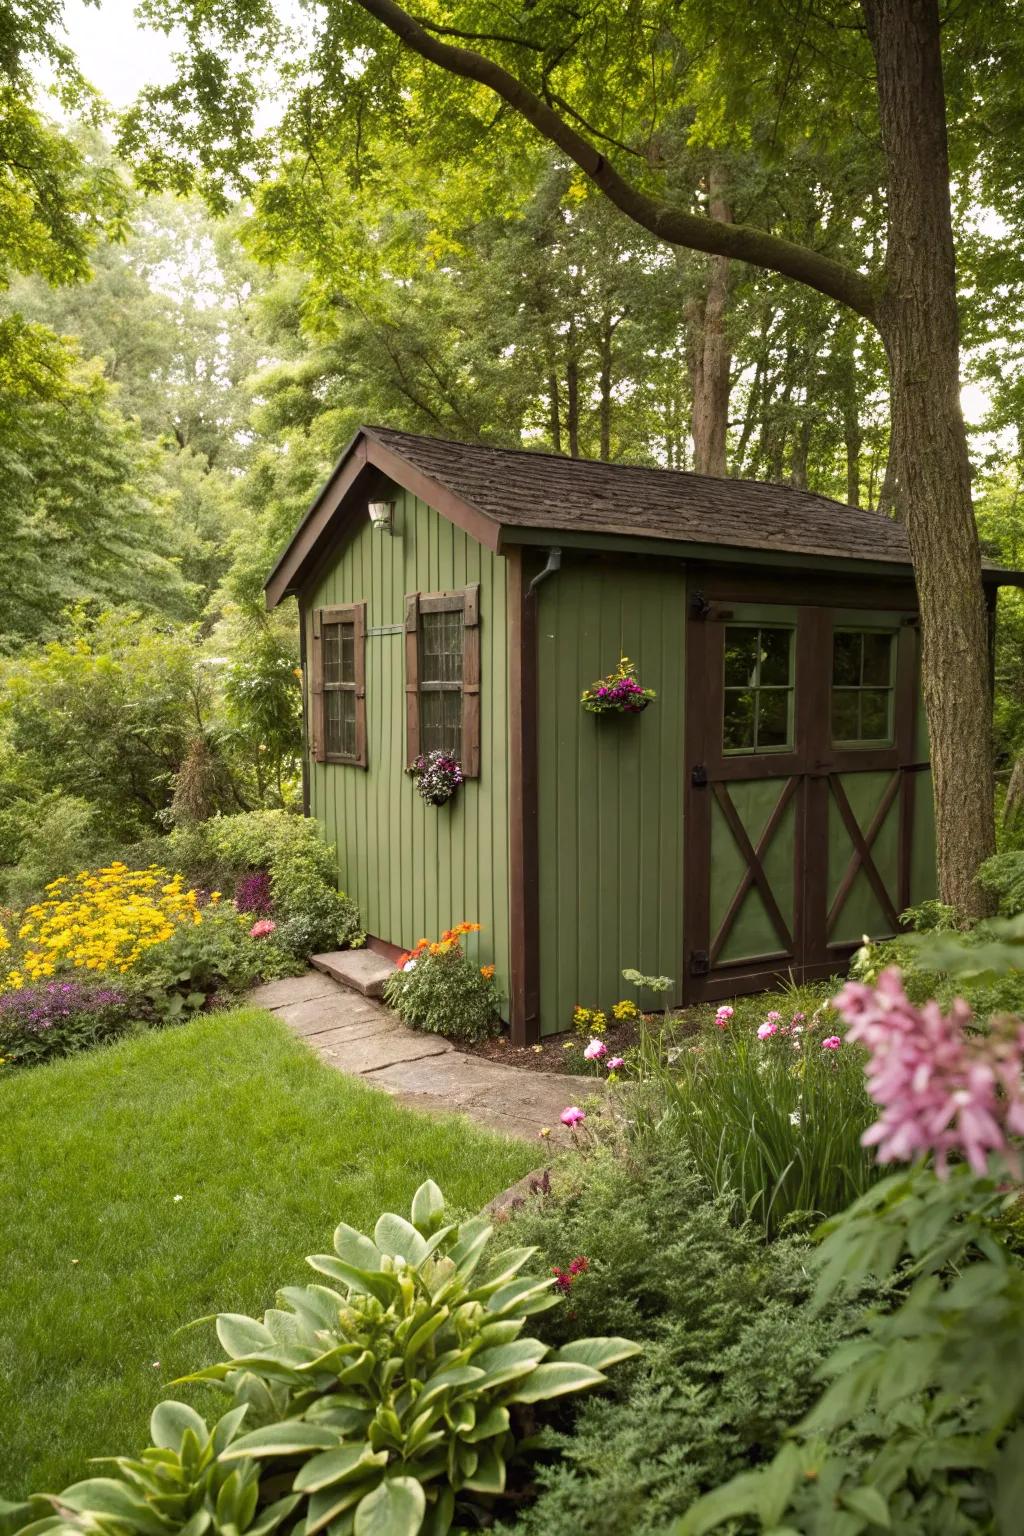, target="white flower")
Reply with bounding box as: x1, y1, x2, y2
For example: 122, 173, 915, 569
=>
403, 959, 417, 972
173, 1194, 184, 1202
790, 1110, 802, 1127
